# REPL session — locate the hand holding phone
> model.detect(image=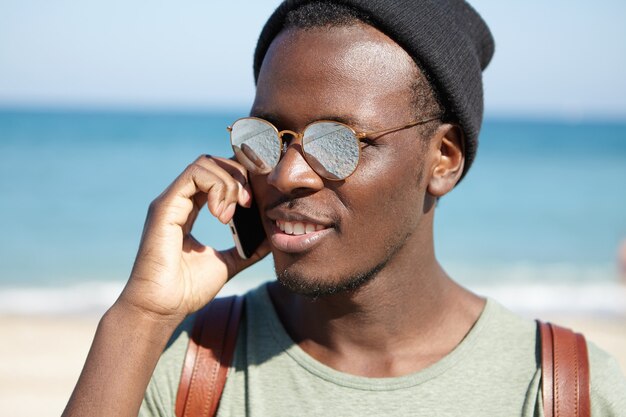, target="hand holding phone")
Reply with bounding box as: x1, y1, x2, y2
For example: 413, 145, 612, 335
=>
65, 155, 270, 417
122, 155, 268, 321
